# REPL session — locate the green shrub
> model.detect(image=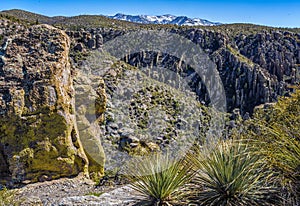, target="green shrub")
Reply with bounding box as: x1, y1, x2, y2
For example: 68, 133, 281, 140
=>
247, 124, 300, 206
85, 192, 104, 197
241, 88, 300, 205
